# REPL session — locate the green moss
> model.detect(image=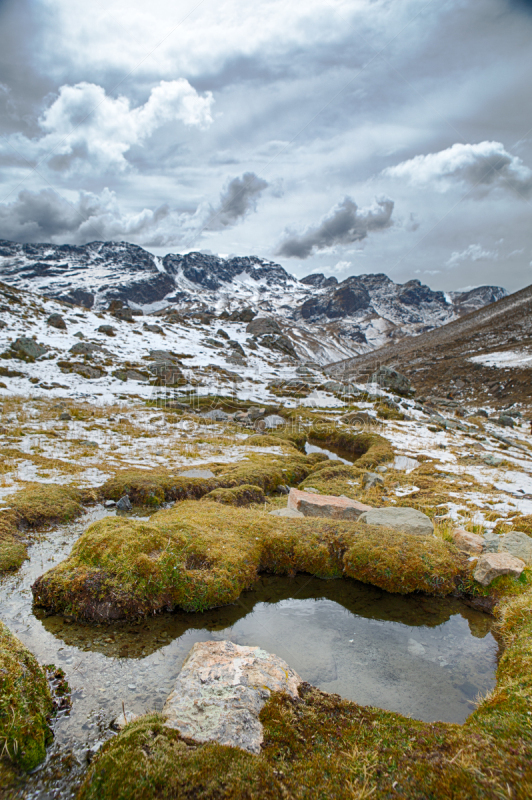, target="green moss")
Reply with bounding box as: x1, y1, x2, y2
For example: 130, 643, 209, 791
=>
0, 621, 53, 775
32, 502, 466, 622
77, 587, 532, 799
6, 483, 84, 527
376, 404, 405, 421
308, 426, 393, 467
0, 535, 27, 571
202, 484, 266, 507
